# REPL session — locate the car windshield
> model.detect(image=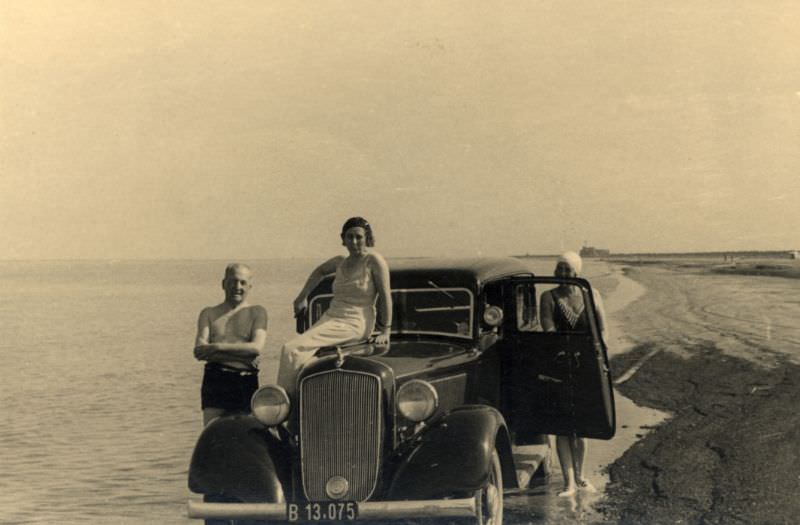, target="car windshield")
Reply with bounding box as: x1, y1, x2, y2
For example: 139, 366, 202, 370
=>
308, 287, 474, 338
